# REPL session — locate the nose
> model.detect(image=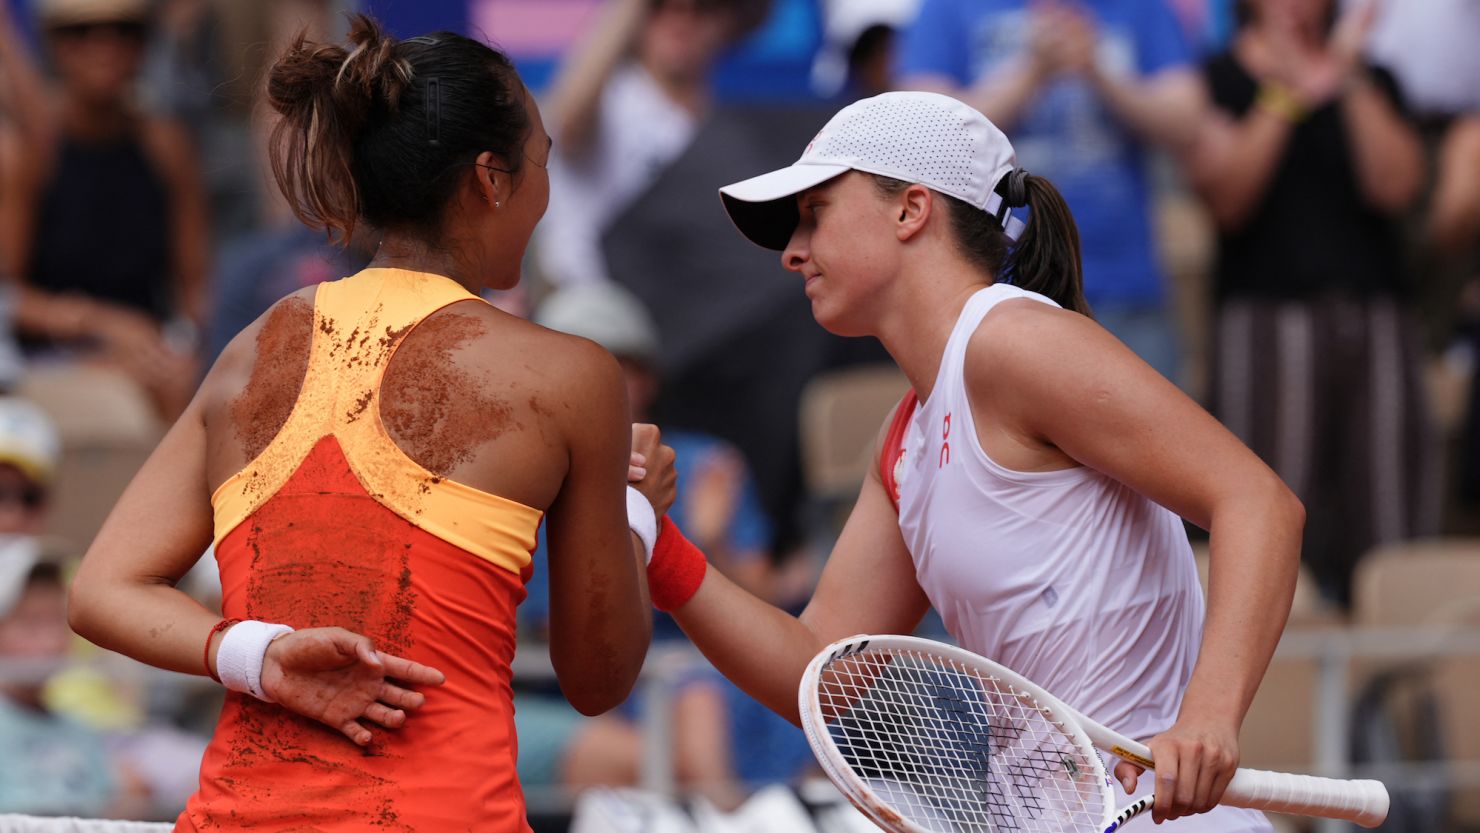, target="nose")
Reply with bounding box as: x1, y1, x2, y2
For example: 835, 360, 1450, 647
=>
782, 227, 810, 274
